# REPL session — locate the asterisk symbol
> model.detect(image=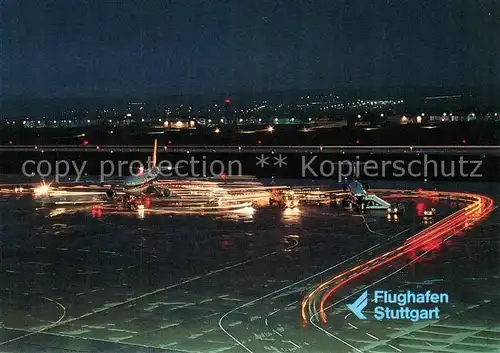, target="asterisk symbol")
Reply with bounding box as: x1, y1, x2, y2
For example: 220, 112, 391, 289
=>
256, 154, 270, 168
273, 154, 287, 167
